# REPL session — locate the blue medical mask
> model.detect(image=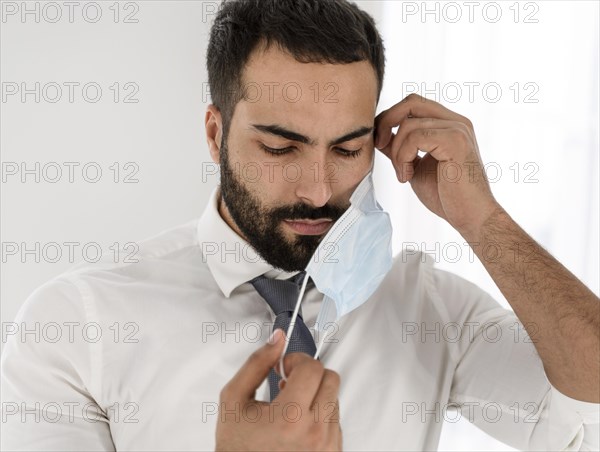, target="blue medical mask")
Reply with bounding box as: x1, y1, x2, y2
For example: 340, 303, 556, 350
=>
278, 170, 393, 376
309, 169, 393, 312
